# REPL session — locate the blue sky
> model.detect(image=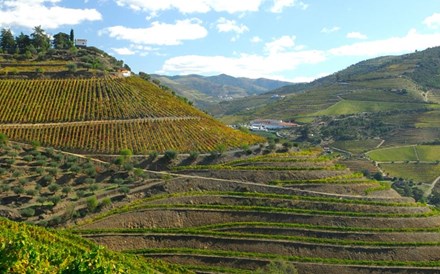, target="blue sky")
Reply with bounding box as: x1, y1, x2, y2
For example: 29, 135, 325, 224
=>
2, 0, 440, 82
